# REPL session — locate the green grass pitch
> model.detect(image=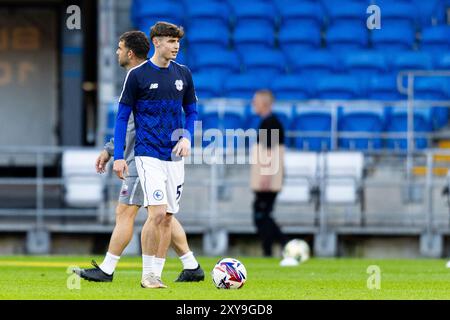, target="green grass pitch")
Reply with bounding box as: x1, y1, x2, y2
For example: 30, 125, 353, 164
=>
0, 256, 449, 299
